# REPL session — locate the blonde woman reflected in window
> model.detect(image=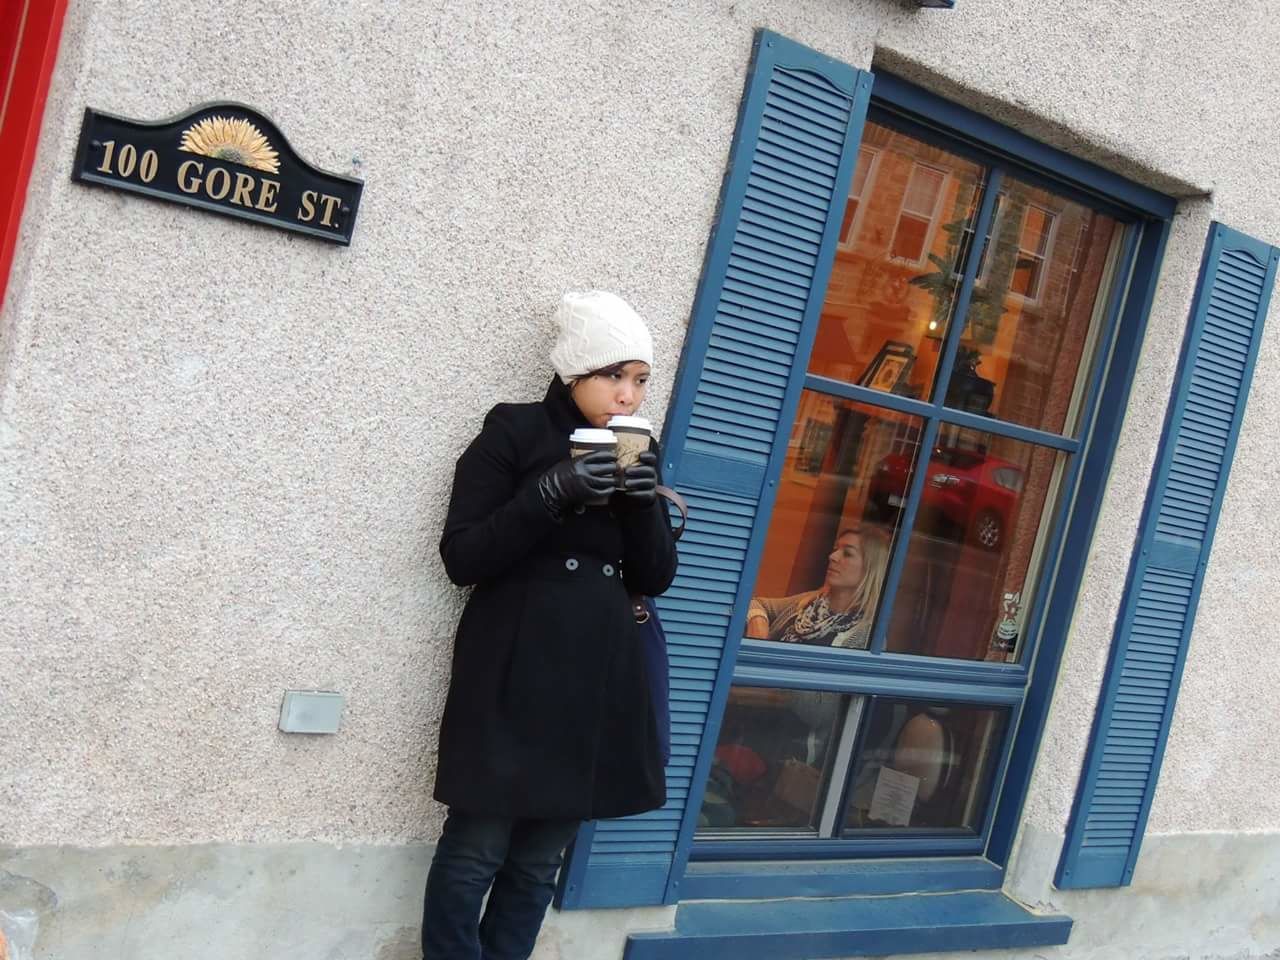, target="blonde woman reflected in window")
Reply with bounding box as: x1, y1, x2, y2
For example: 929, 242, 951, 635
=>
746, 527, 891, 649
